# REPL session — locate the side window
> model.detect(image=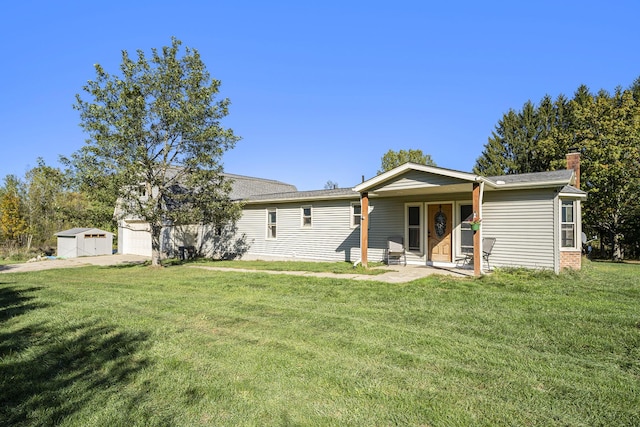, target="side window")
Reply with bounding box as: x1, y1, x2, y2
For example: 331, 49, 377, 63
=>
561, 200, 576, 248
460, 204, 473, 254
351, 203, 361, 227
406, 204, 421, 251
301, 206, 312, 228
267, 208, 277, 239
